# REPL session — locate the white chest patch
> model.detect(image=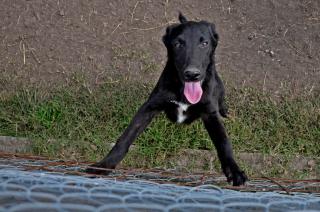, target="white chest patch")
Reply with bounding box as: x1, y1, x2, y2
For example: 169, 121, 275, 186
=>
171, 100, 190, 123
